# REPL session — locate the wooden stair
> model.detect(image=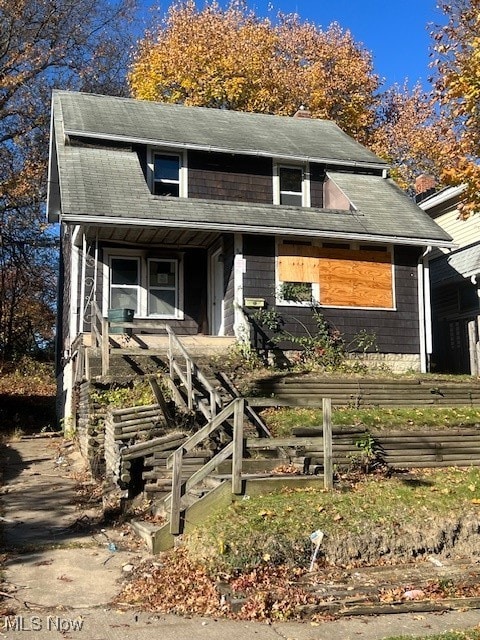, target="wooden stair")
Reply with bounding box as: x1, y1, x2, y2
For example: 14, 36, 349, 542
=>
131, 474, 324, 553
